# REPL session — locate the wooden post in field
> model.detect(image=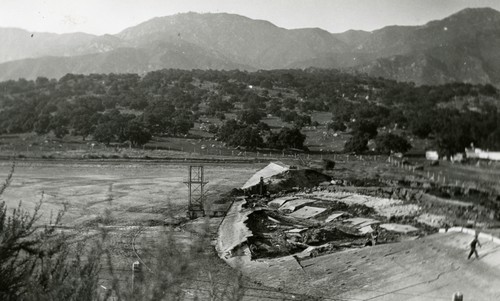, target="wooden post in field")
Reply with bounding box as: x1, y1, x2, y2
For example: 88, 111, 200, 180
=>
452, 292, 463, 301
132, 261, 142, 293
